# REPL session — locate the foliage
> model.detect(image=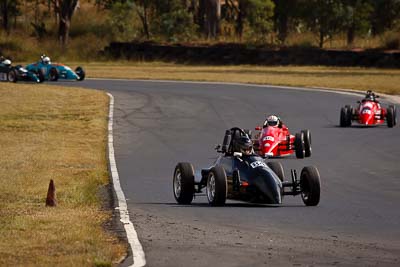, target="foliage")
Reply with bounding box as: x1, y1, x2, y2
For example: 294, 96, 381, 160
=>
0, 0, 399, 57
341, 0, 374, 45
151, 0, 197, 42
302, 0, 347, 48
106, 1, 140, 41
242, 0, 274, 40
